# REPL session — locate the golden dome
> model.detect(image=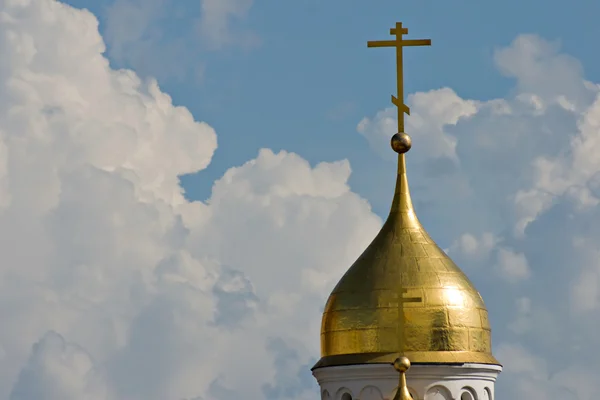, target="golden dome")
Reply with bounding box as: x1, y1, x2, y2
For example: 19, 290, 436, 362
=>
314, 152, 499, 368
